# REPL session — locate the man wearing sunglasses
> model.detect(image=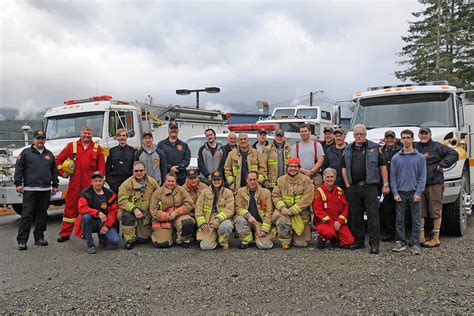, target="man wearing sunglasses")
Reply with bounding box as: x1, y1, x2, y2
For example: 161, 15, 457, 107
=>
117, 161, 159, 250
